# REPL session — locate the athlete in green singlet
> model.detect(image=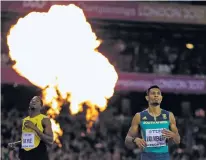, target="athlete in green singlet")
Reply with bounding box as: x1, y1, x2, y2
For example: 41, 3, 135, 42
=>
125, 85, 180, 160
